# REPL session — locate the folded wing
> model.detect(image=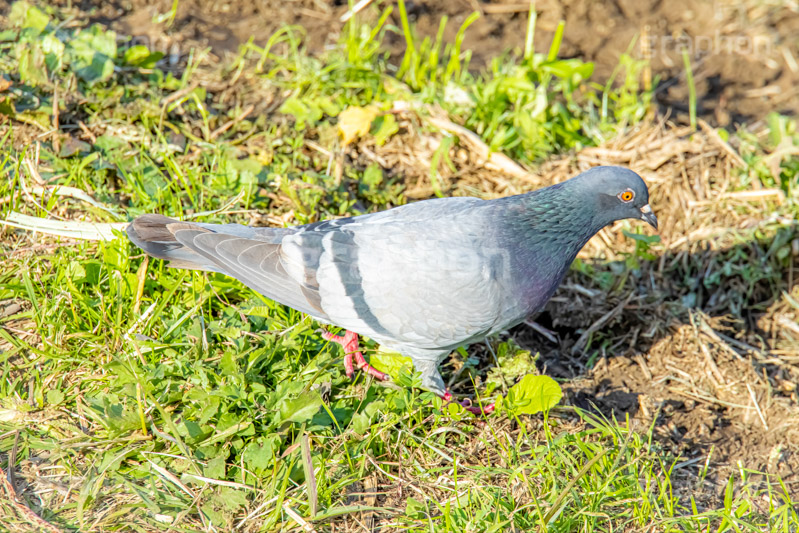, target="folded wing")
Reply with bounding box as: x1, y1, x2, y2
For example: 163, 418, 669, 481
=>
127, 198, 516, 350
